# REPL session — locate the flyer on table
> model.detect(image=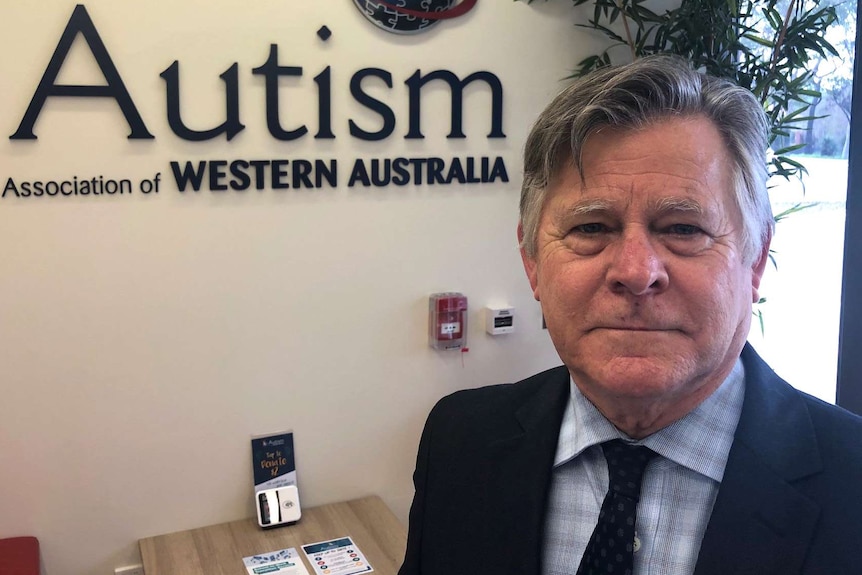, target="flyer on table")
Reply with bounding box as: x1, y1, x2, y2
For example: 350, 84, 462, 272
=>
301, 536, 373, 575
243, 547, 310, 575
